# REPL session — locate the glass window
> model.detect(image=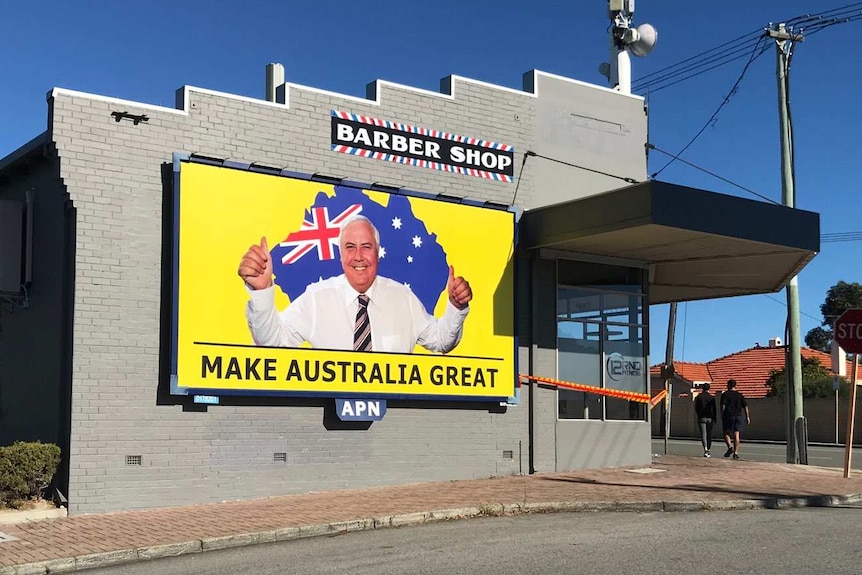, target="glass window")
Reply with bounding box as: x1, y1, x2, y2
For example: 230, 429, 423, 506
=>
604, 324, 647, 421
558, 321, 602, 420
556, 260, 647, 421
557, 287, 643, 326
